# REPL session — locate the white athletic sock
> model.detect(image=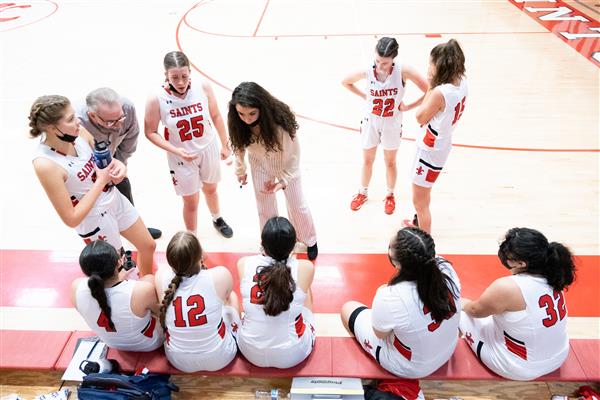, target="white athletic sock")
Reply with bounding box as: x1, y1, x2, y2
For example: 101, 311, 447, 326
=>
387, 188, 394, 196
211, 213, 221, 222
359, 187, 368, 195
